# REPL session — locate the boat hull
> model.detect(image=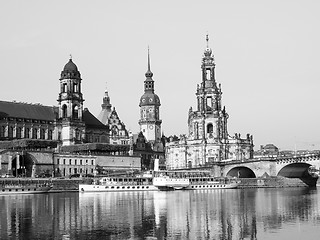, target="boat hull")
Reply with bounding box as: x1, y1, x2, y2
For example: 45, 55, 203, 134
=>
187, 182, 239, 190
79, 184, 158, 192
